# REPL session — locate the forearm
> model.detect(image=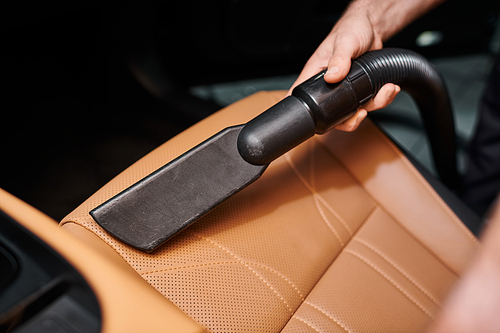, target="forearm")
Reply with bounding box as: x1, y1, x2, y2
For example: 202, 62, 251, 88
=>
428, 199, 500, 332
346, 0, 447, 42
